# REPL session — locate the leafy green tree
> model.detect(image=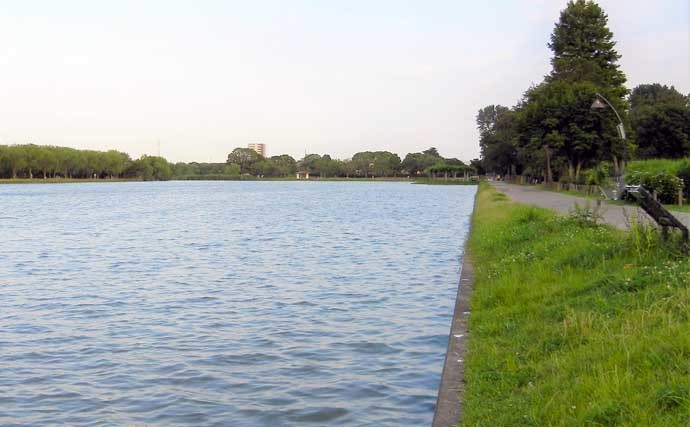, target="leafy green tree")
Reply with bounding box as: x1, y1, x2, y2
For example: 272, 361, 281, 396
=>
632, 105, 690, 158
55, 147, 79, 178
227, 148, 263, 173
104, 150, 131, 178
478, 105, 520, 175
351, 151, 374, 177
519, 80, 621, 181
5, 145, 28, 178
507, 1, 630, 182
423, 147, 440, 157
252, 159, 276, 176
469, 158, 485, 175
629, 84, 689, 112
401, 149, 442, 176
172, 162, 194, 177
224, 163, 241, 176
477, 105, 510, 136
341, 159, 356, 178
628, 84, 690, 158
269, 154, 297, 177
298, 154, 323, 175
314, 154, 341, 178
372, 151, 401, 177
126, 155, 172, 180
